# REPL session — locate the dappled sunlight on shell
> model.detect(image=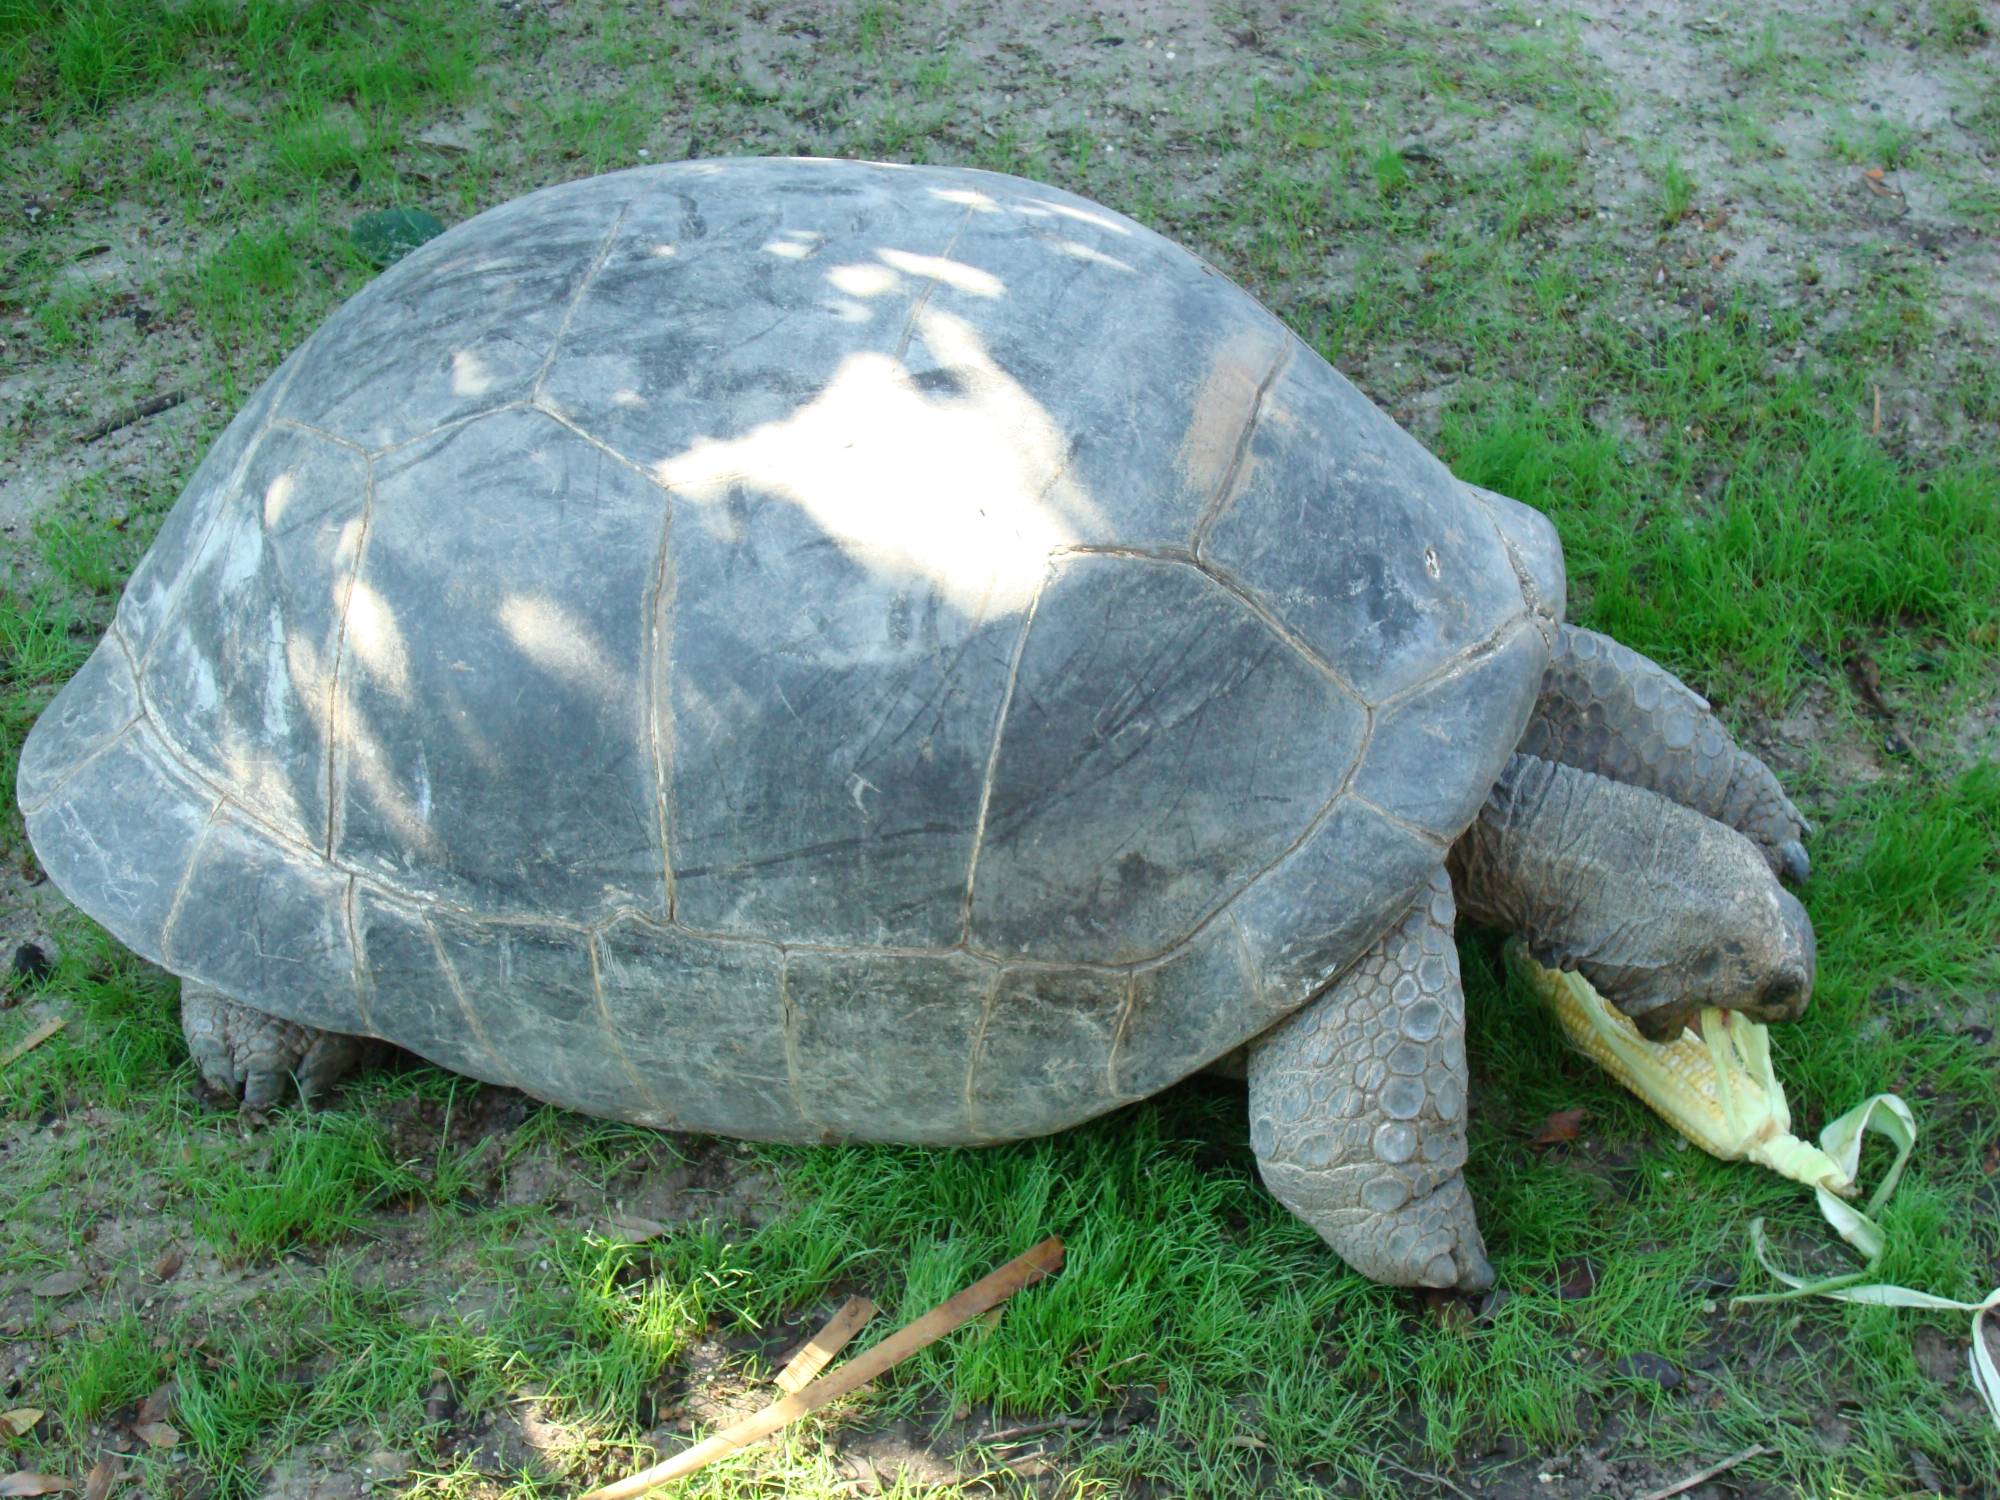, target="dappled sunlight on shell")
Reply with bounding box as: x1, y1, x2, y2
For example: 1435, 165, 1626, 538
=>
219, 725, 309, 839
343, 578, 411, 699
498, 593, 622, 703
333, 516, 366, 568
1022, 196, 1132, 236
293, 630, 438, 854
262, 472, 297, 530
876, 248, 1004, 297
928, 186, 1001, 212
1051, 238, 1135, 273
827, 262, 900, 298
763, 229, 825, 260
450, 349, 497, 398
653, 306, 1104, 617
822, 297, 874, 324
